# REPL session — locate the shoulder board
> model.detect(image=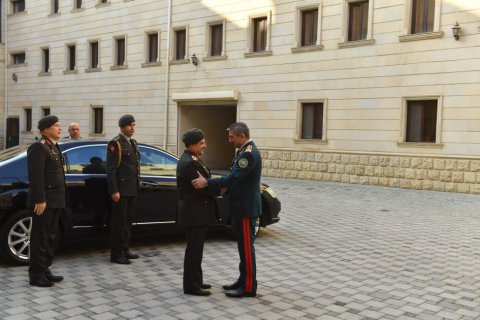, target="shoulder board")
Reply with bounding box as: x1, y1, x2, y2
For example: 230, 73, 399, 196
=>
40, 139, 46, 144
245, 145, 253, 152
191, 155, 199, 161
